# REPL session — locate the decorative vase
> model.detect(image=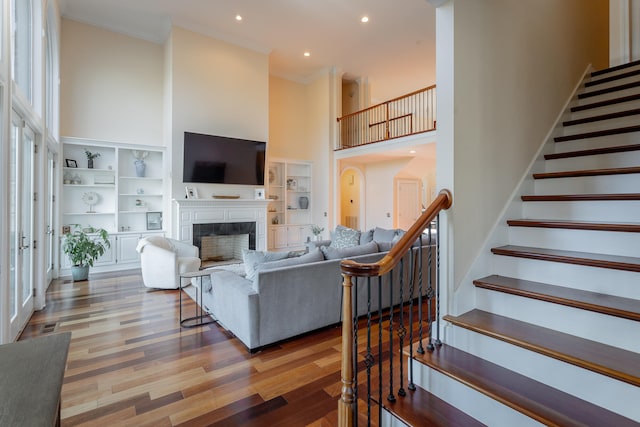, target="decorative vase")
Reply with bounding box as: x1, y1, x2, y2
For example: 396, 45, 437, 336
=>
88, 159, 94, 169
298, 196, 309, 210
135, 160, 146, 177
71, 265, 89, 281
